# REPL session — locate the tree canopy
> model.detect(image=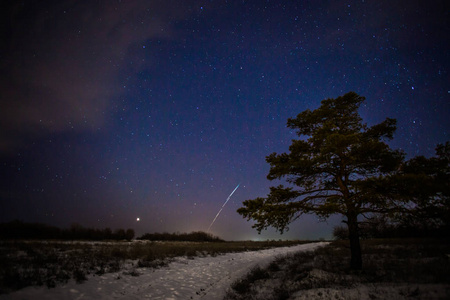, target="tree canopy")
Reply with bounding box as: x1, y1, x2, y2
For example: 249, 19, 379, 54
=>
378, 142, 450, 233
